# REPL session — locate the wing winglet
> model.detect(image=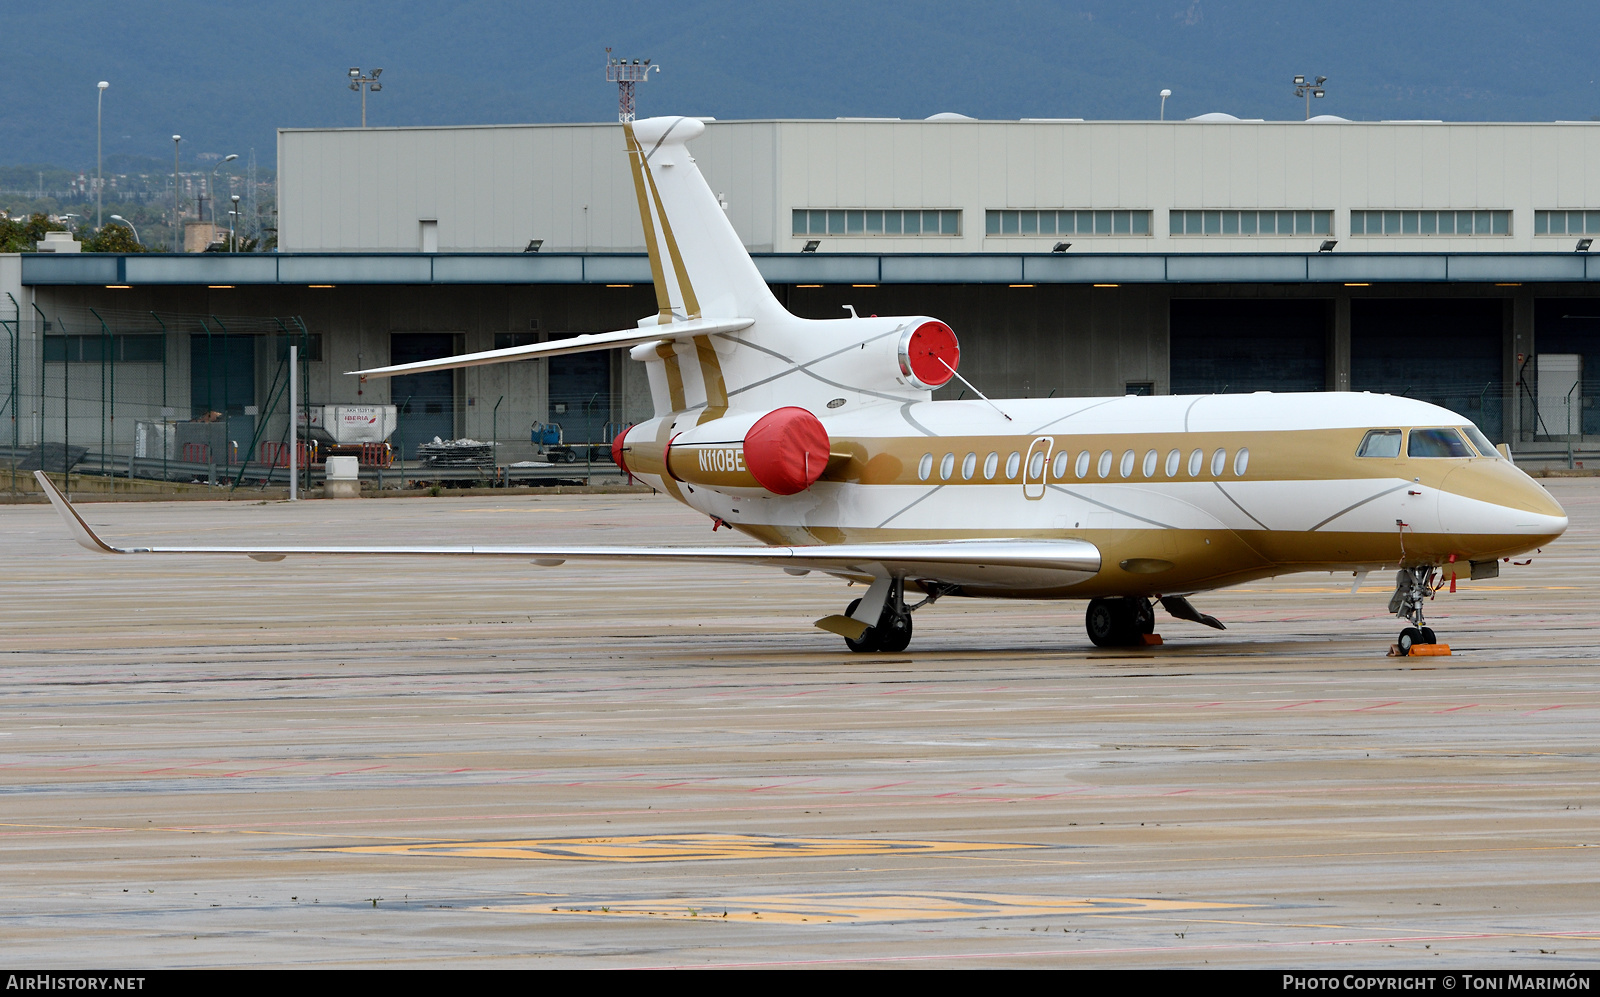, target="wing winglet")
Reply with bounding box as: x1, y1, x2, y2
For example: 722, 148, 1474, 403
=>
33, 471, 124, 554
